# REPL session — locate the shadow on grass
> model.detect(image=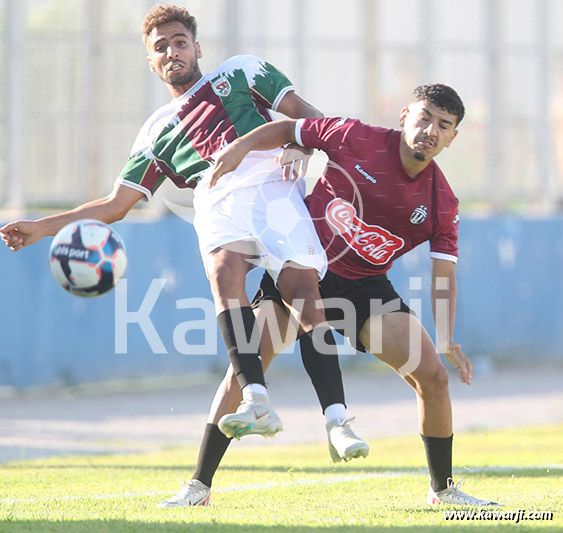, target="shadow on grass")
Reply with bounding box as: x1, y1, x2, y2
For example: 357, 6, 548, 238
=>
0, 521, 556, 533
